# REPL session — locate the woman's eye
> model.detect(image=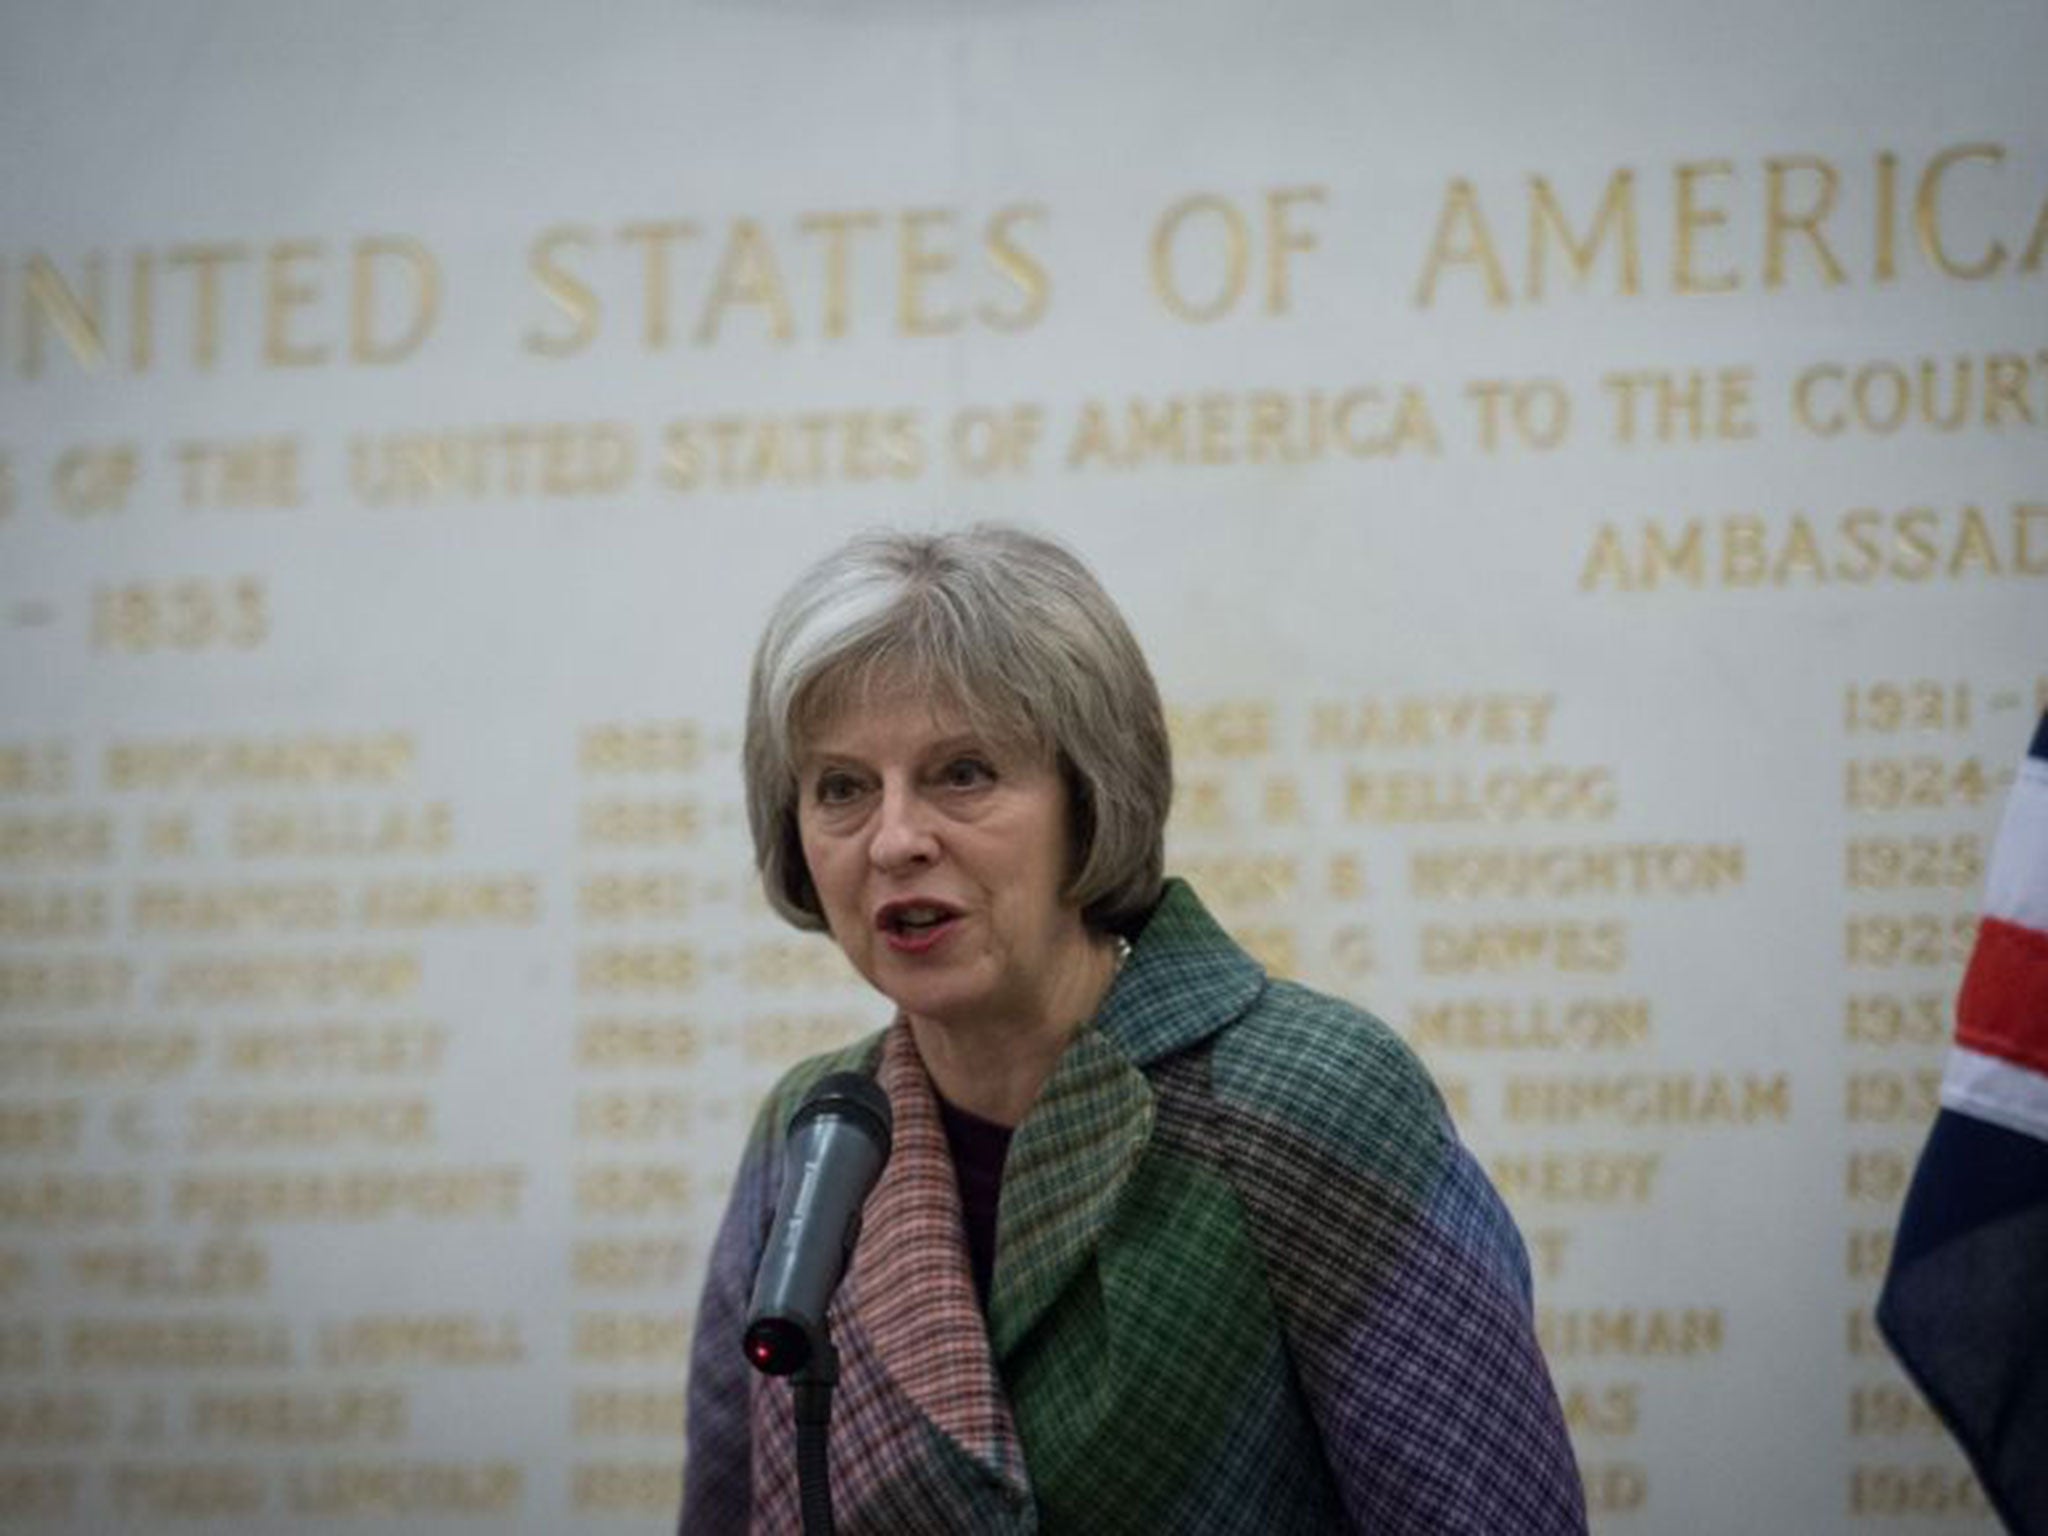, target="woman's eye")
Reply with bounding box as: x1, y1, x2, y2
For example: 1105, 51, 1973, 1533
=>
814, 772, 863, 805
940, 757, 996, 789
